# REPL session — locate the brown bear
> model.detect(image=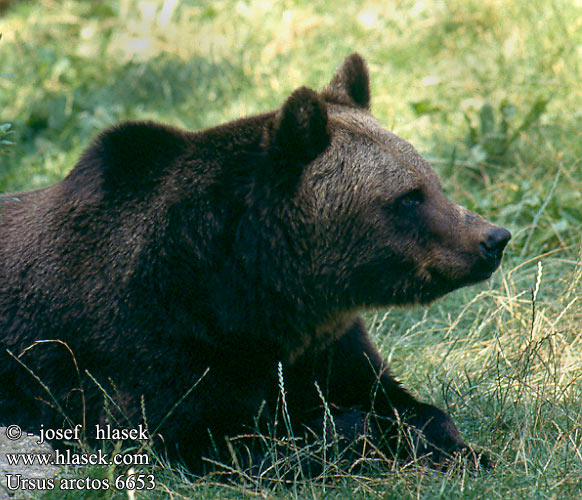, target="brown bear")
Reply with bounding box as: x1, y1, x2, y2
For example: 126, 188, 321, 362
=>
0, 54, 510, 473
